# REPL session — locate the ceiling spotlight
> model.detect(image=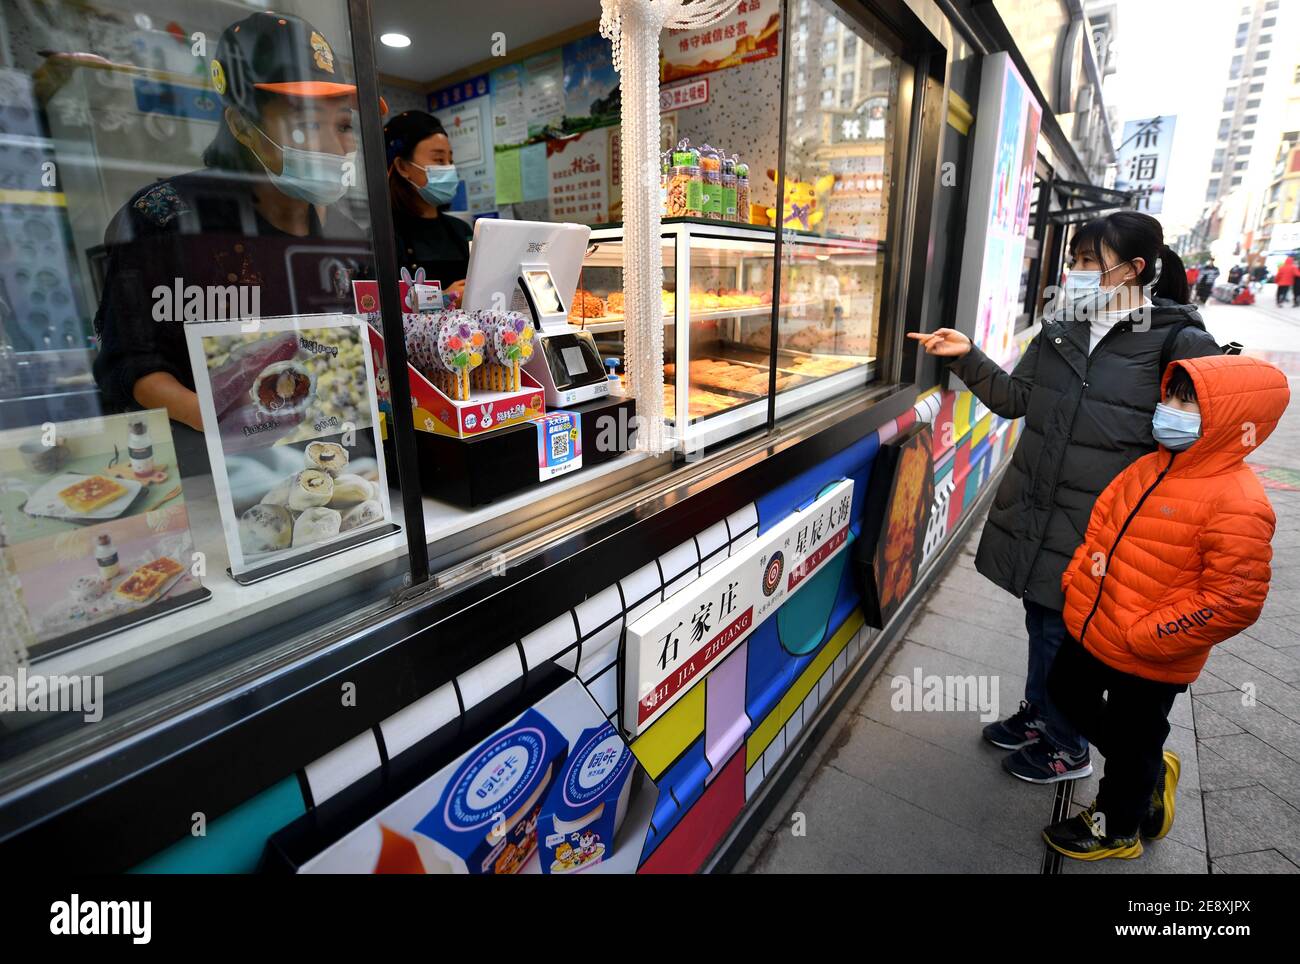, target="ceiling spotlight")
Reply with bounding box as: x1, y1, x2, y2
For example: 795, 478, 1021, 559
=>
380, 33, 411, 48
